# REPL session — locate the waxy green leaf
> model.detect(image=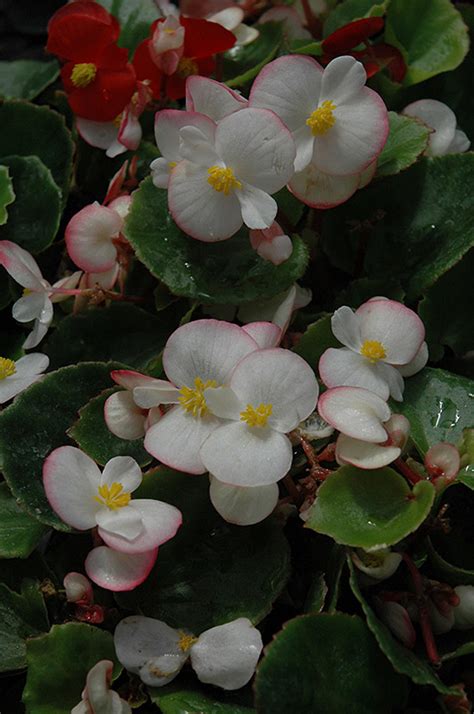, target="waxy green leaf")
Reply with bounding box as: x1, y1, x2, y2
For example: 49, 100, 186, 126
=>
376, 112, 430, 177
0, 580, 49, 672
0, 60, 59, 101
0, 165, 15, 225
0, 484, 47, 559
98, 0, 160, 53
224, 23, 283, 88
